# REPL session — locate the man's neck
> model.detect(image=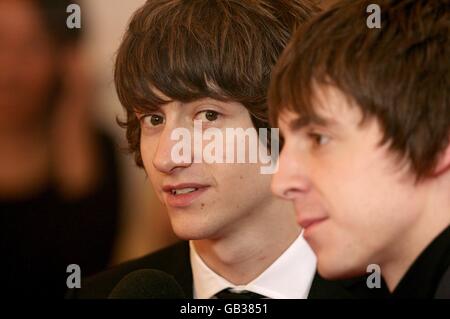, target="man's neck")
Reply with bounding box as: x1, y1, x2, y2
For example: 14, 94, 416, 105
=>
192, 199, 300, 285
